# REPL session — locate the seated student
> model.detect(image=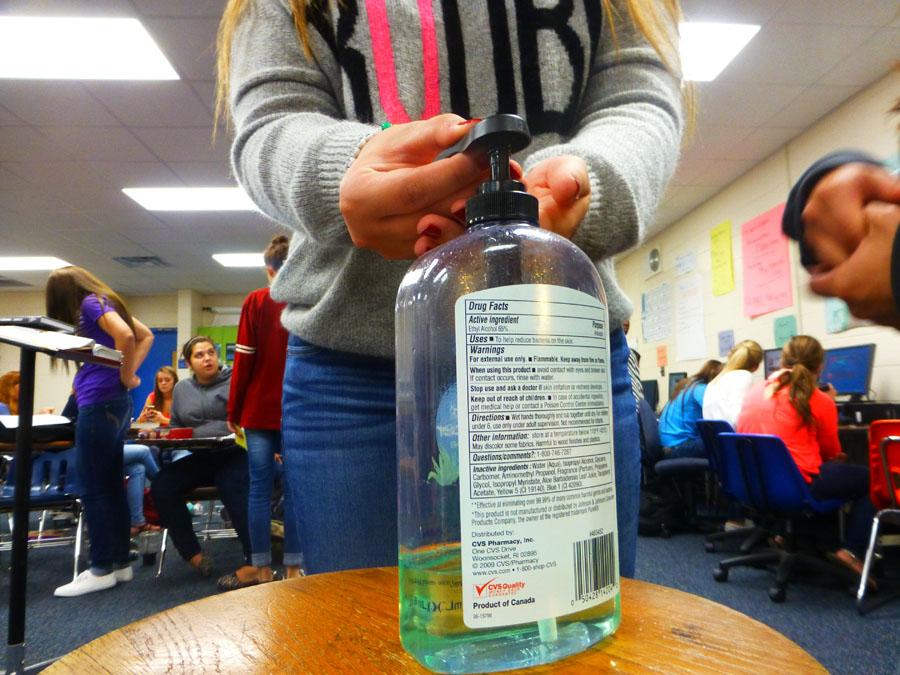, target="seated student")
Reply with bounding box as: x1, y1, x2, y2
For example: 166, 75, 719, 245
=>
0, 371, 18, 414
151, 336, 253, 583
136, 366, 178, 427
0, 371, 54, 415
658, 360, 723, 459
702, 340, 763, 427
123, 444, 161, 535
737, 335, 875, 581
